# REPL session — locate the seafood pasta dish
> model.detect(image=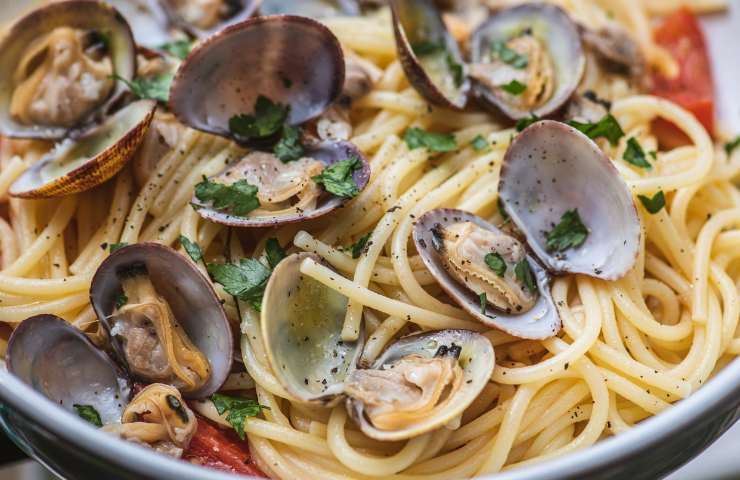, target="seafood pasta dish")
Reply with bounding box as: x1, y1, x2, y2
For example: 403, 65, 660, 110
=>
0, 0, 738, 478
